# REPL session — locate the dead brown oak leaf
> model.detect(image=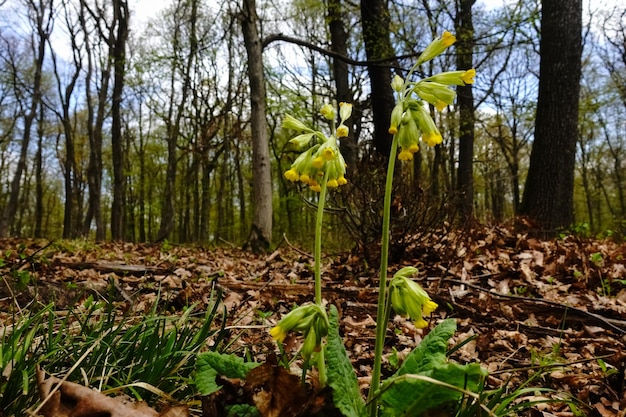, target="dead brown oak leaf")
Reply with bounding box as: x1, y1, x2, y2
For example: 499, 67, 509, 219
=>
36, 367, 187, 417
